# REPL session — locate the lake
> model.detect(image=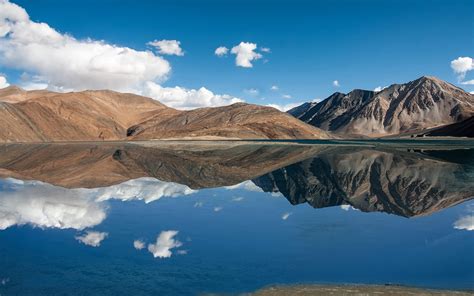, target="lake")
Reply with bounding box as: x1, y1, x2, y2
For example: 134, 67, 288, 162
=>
0, 141, 473, 295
